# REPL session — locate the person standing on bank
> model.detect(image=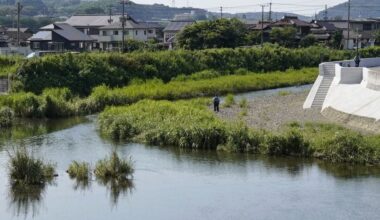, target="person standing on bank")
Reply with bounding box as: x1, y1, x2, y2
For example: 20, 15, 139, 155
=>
213, 95, 220, 112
